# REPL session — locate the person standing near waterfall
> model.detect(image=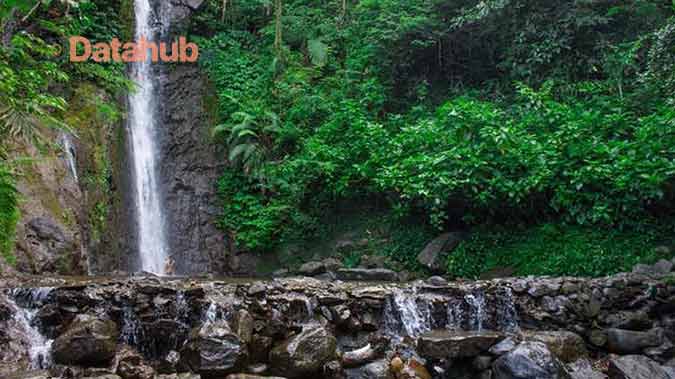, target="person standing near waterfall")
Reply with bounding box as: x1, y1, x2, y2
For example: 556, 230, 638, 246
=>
164, 257, 176, 276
